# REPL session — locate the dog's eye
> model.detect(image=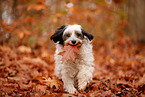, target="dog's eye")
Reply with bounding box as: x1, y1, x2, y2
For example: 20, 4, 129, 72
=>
76, 33, 81, 37
65, 34, 70, 37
